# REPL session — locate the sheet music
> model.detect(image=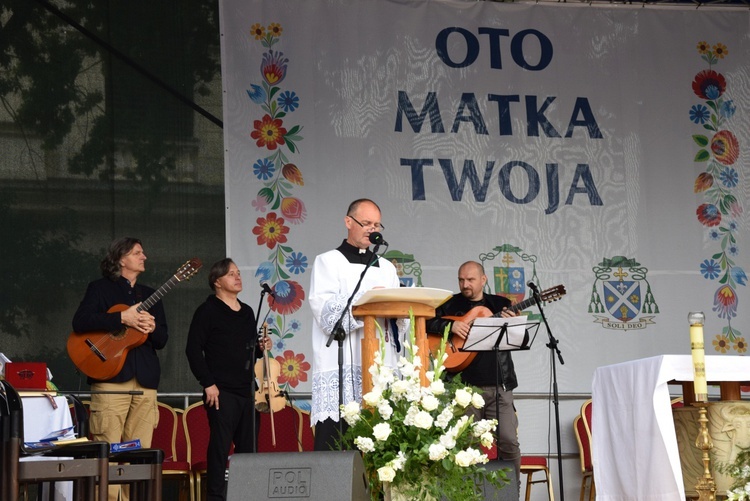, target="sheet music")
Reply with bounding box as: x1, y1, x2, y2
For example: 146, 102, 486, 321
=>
463, 315, 532, 352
